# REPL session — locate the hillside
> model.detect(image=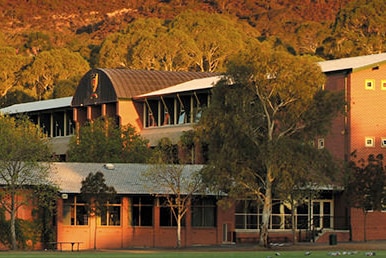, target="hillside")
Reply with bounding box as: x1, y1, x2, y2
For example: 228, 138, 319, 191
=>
0, 0, 354, 47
